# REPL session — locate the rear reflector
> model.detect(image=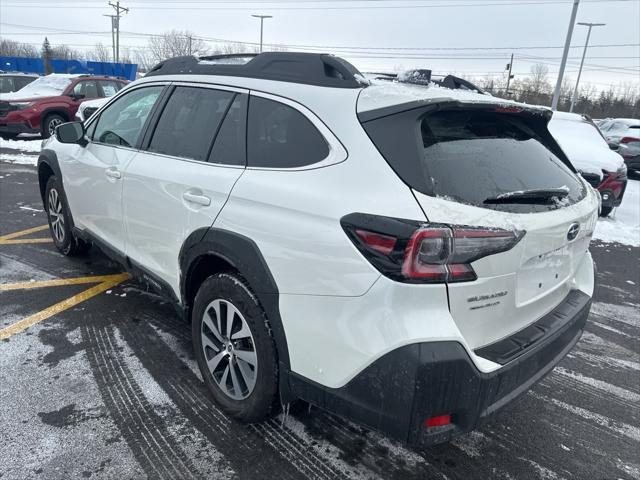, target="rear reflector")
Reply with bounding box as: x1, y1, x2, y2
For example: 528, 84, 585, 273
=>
425, 414, 451, 428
